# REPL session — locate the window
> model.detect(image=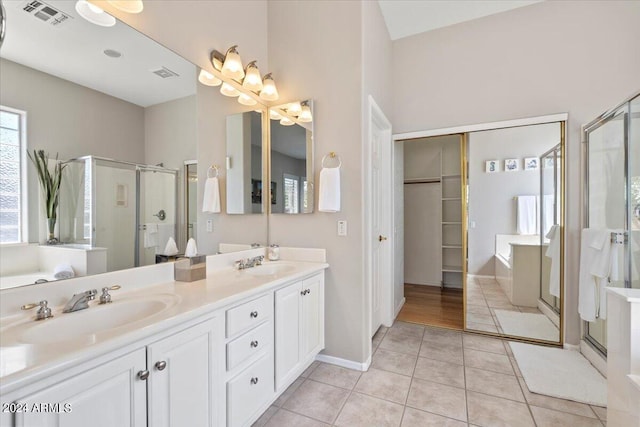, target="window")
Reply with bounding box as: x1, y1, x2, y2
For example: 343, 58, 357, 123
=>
0, 107, 27, 243
283, 174, 300, 214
